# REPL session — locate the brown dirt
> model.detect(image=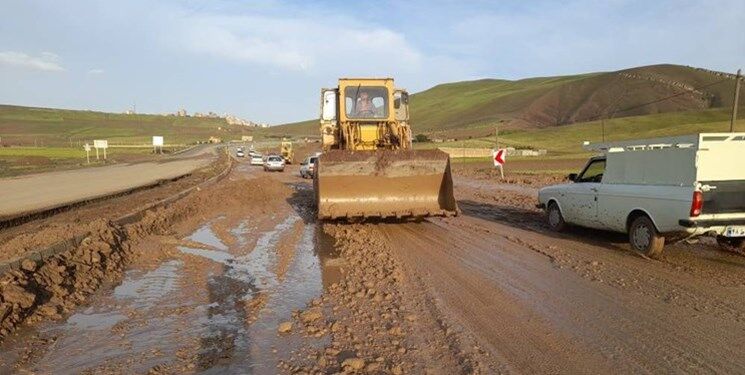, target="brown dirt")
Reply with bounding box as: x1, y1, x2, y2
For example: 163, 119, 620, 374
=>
280, 163, 745, 373
4, 158, 745, 373
0, 163, 287, 340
